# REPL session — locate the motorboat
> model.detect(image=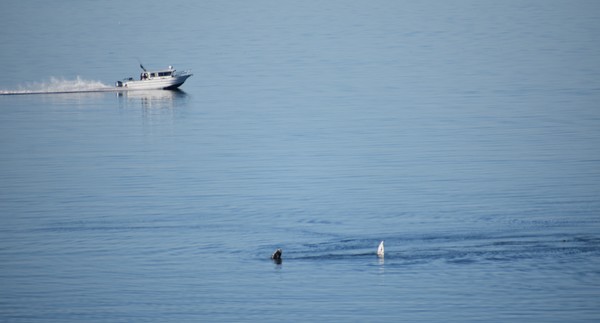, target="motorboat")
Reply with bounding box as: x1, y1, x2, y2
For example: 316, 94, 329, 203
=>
115, 65, 192, 90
